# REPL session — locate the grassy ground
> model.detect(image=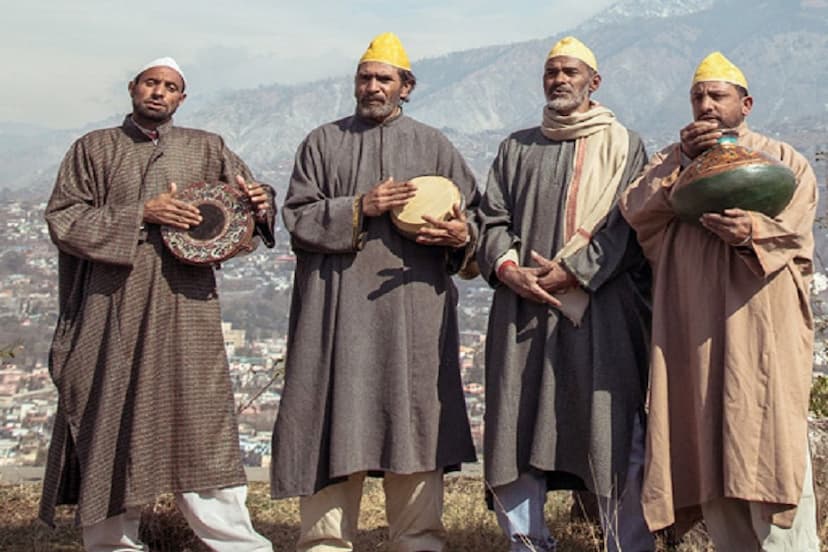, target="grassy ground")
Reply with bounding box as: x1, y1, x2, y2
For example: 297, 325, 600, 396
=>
0, 477, 814, 551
